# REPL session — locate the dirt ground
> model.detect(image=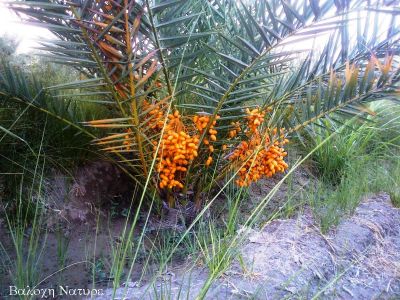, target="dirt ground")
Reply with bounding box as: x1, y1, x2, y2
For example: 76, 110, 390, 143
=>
1, 161, 399, 299
0, 161, 144, 296
97, 192, 400, 299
